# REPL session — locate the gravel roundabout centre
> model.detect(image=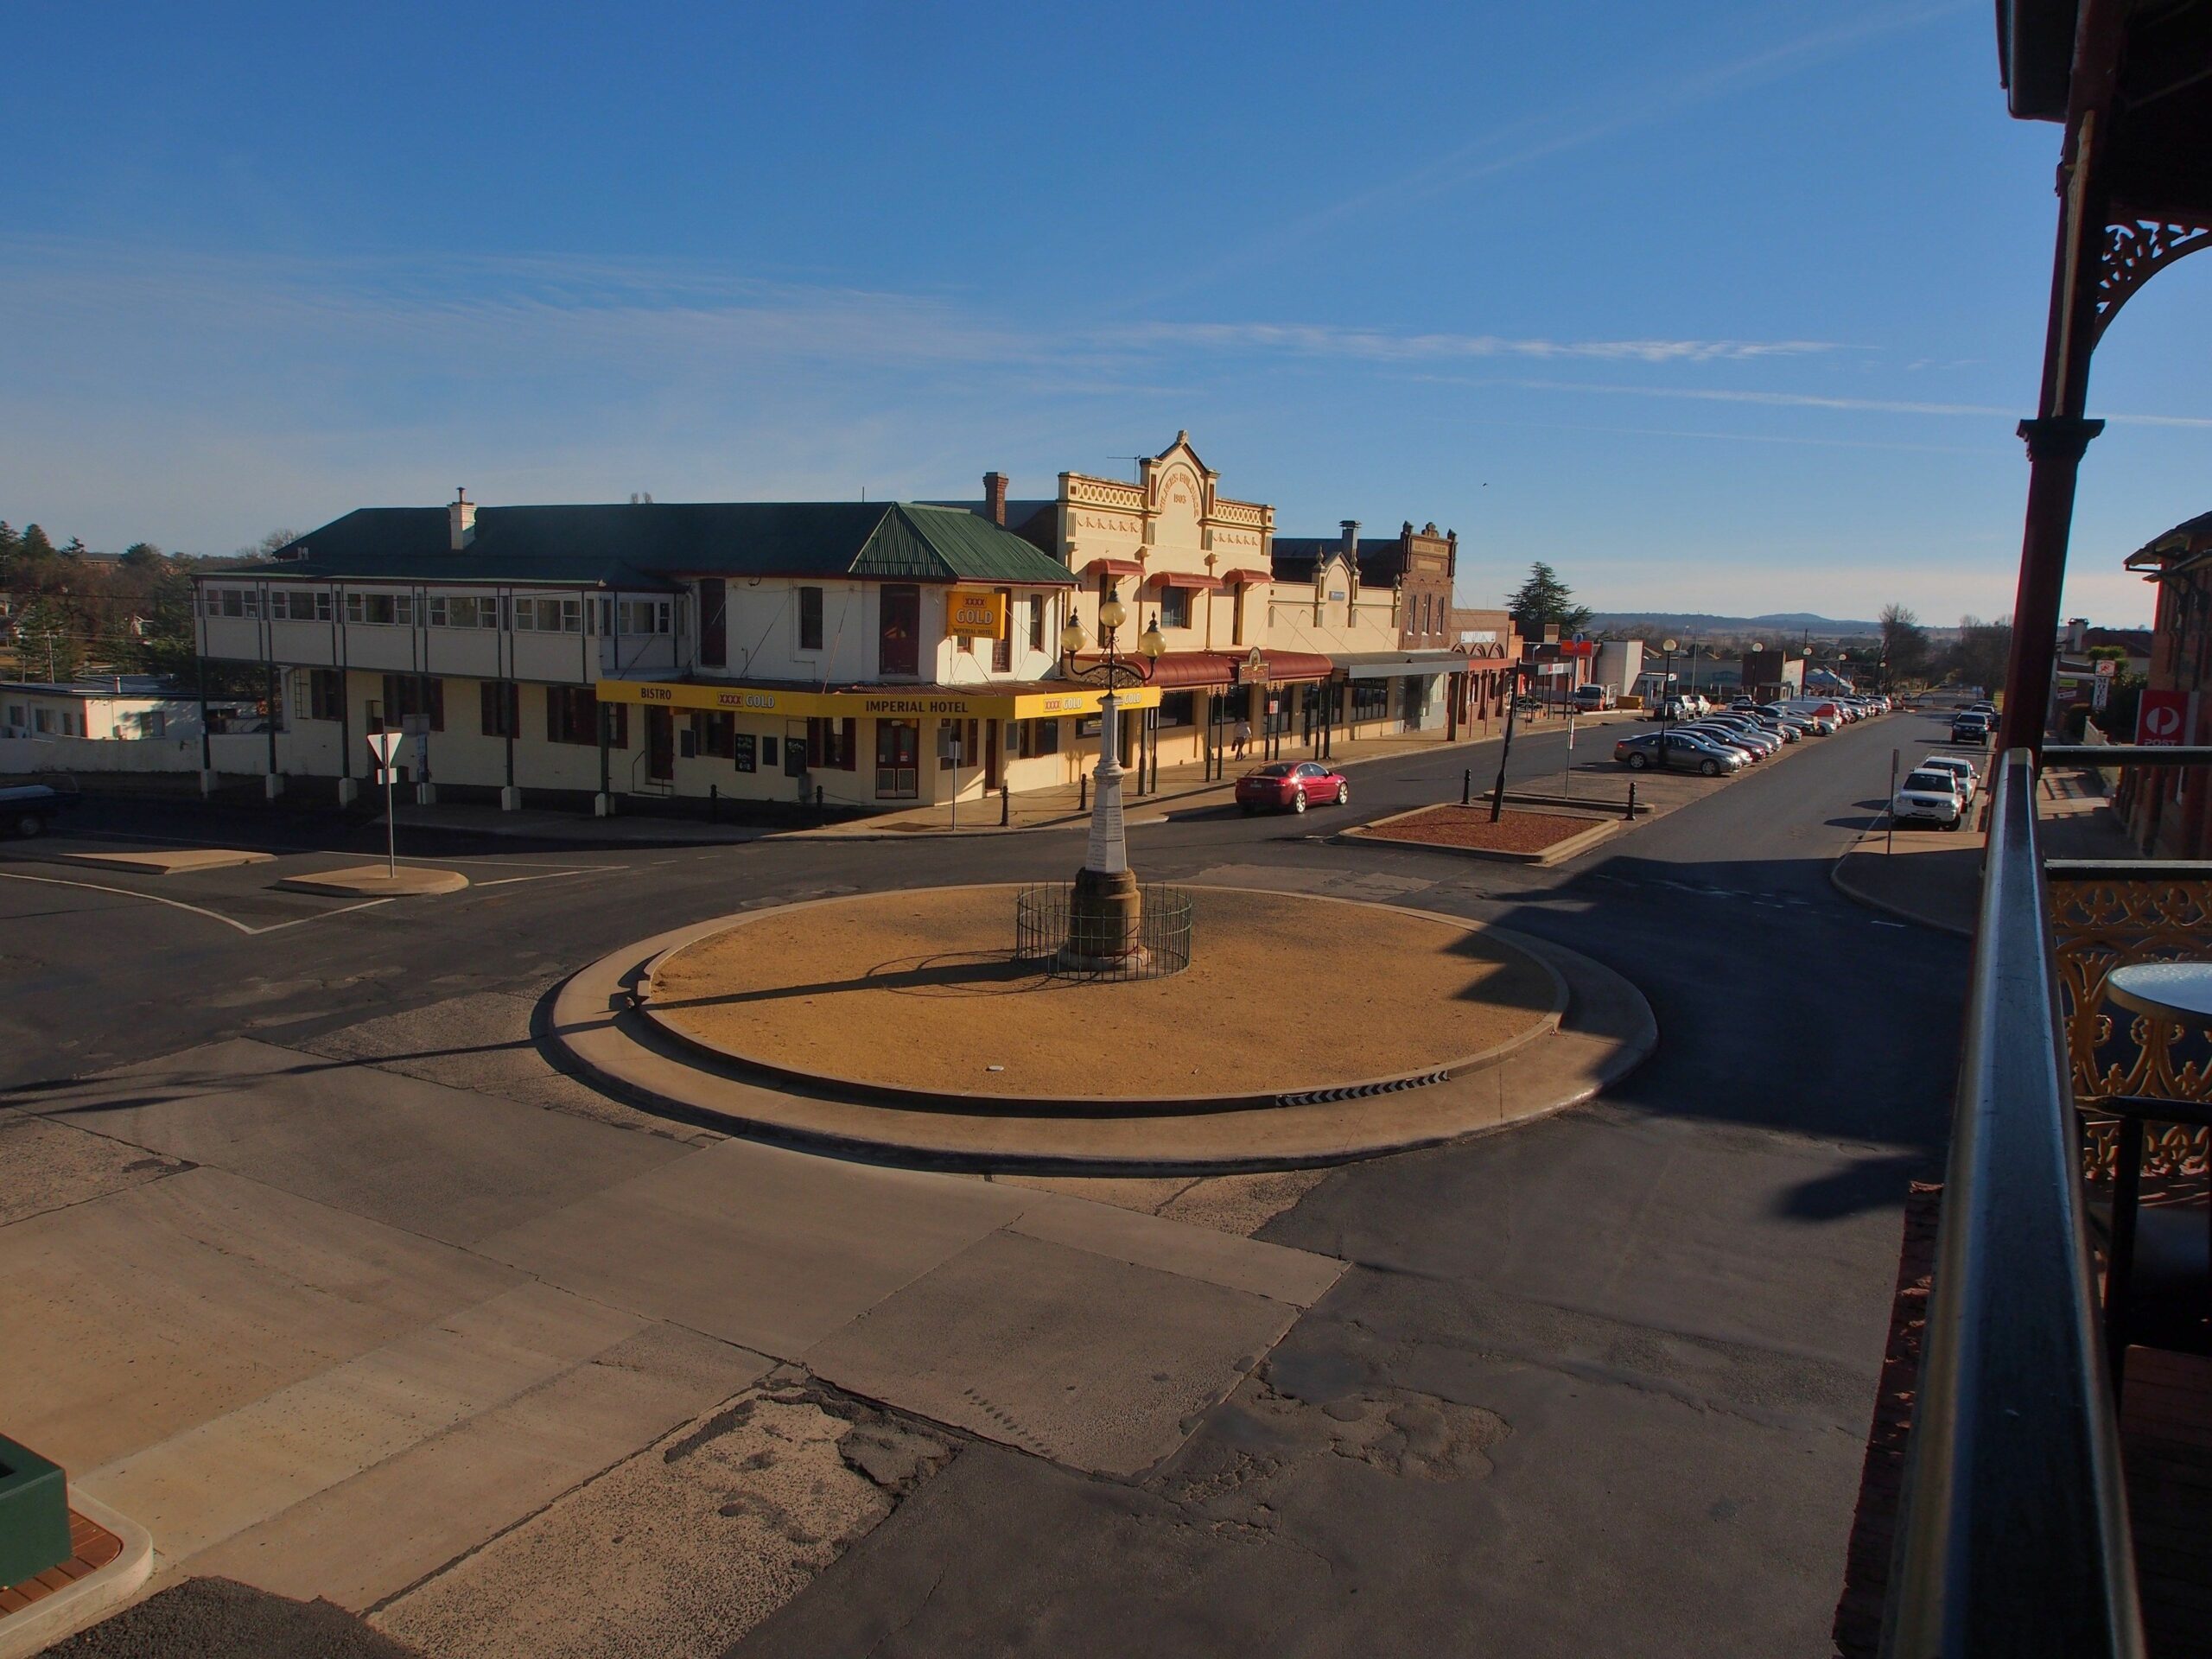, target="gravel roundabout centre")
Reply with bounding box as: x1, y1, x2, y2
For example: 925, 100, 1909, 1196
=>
643, 885, 1562, 1102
